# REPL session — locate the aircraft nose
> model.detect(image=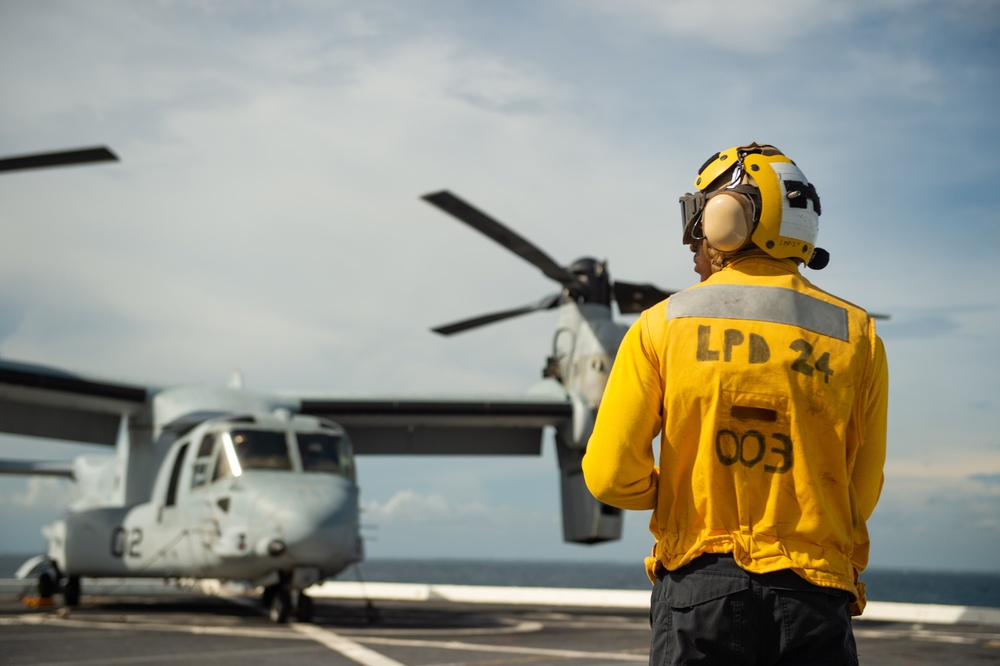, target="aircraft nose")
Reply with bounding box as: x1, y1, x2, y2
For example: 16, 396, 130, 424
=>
251, 479, 360, 562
